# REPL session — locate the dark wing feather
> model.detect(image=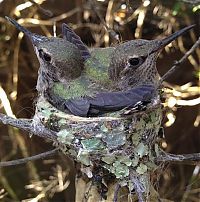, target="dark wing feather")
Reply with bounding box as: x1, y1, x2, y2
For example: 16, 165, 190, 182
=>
64, 98, 90, 117
46, 89, 91, 117
64, 85, 156, 117
88, 84, 155, 110
62, 23, 91, 60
